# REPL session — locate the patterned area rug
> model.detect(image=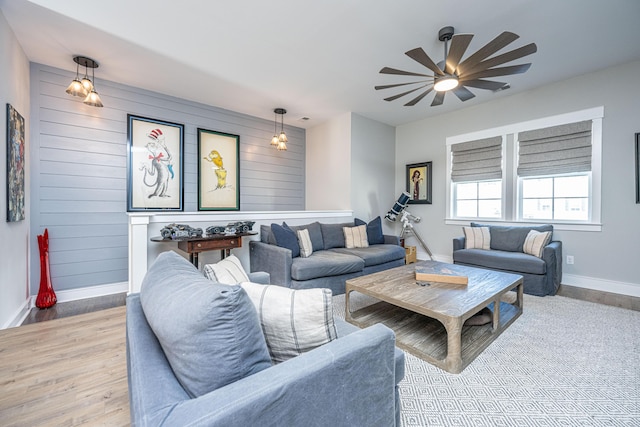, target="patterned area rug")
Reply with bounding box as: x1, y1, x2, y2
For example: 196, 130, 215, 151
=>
333, 292, 640, 426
